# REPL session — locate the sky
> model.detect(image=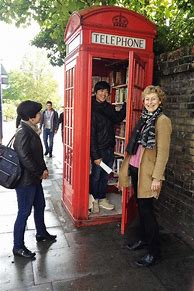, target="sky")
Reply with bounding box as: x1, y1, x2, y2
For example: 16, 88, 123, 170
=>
0, 21, 64, 97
